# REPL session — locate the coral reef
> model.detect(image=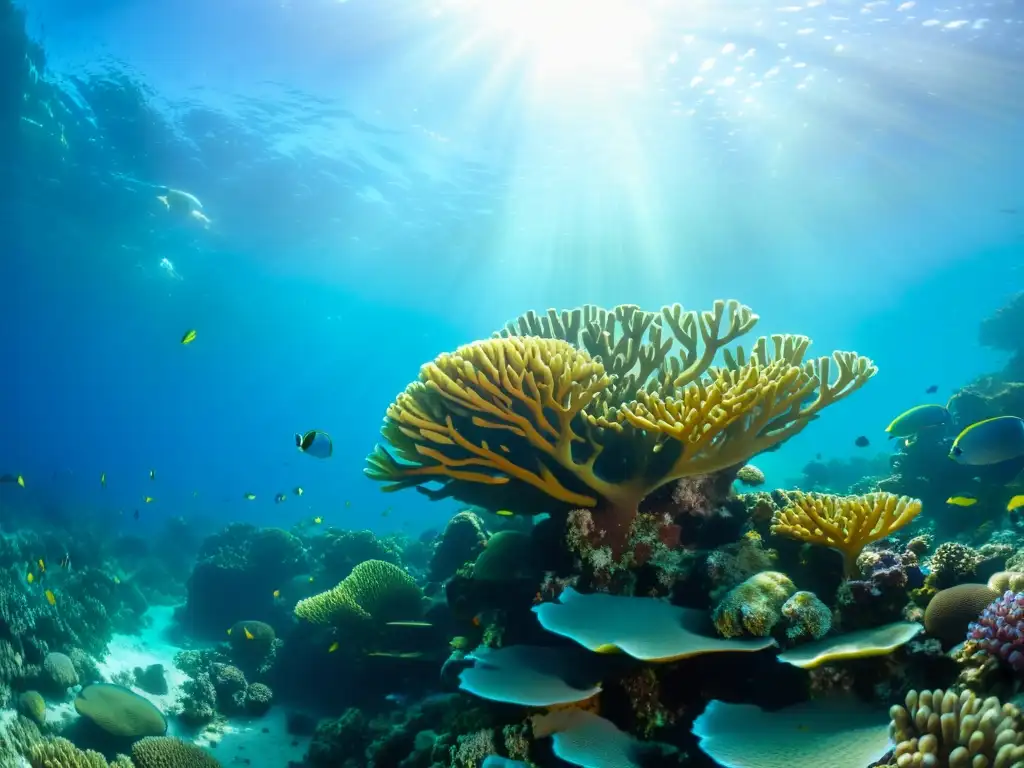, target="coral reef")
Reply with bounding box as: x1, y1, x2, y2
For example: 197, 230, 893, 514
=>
968, 591, 1024, 671
366, 302, 876, 555
925, 584, 1000, 648
770, 491, 922, 576
889, 688, 1024, 767
712, 571, 795, 638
